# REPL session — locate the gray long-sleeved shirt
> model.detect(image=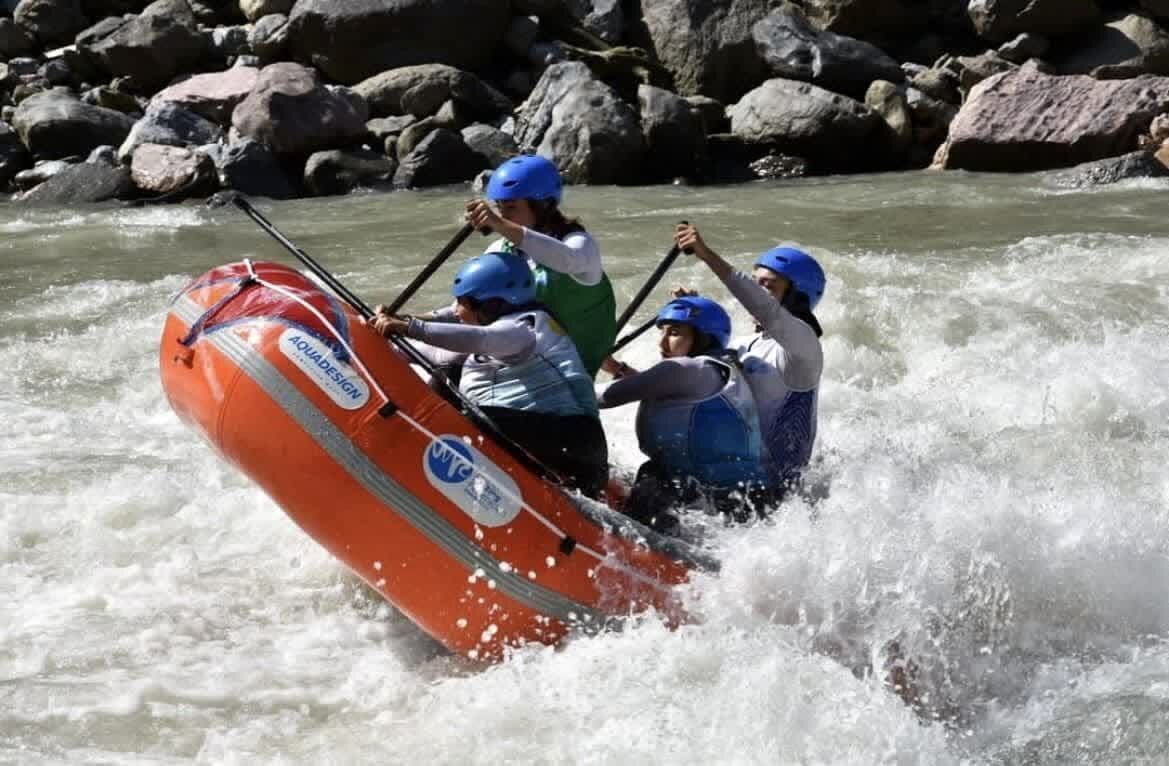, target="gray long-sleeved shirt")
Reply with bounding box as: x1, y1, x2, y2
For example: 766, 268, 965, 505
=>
598, 356, 725, 409
490, 228, 602, 286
